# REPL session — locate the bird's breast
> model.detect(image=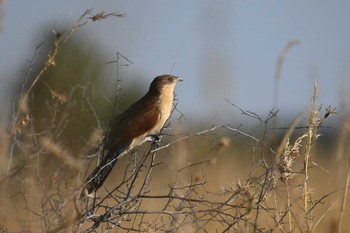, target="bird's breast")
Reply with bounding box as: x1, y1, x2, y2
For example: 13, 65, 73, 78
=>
149, 85, 175, 134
